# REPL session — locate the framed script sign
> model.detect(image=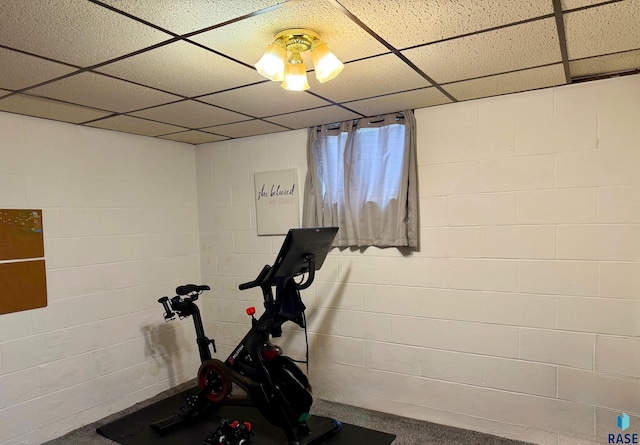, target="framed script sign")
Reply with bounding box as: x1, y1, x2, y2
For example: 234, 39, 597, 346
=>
254, 168, 300, 235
